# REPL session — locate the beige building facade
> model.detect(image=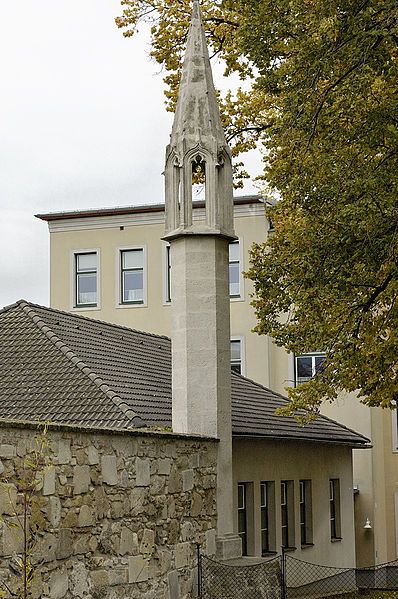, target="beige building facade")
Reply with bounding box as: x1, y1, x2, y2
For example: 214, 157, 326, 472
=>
38, 199, 398, 567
